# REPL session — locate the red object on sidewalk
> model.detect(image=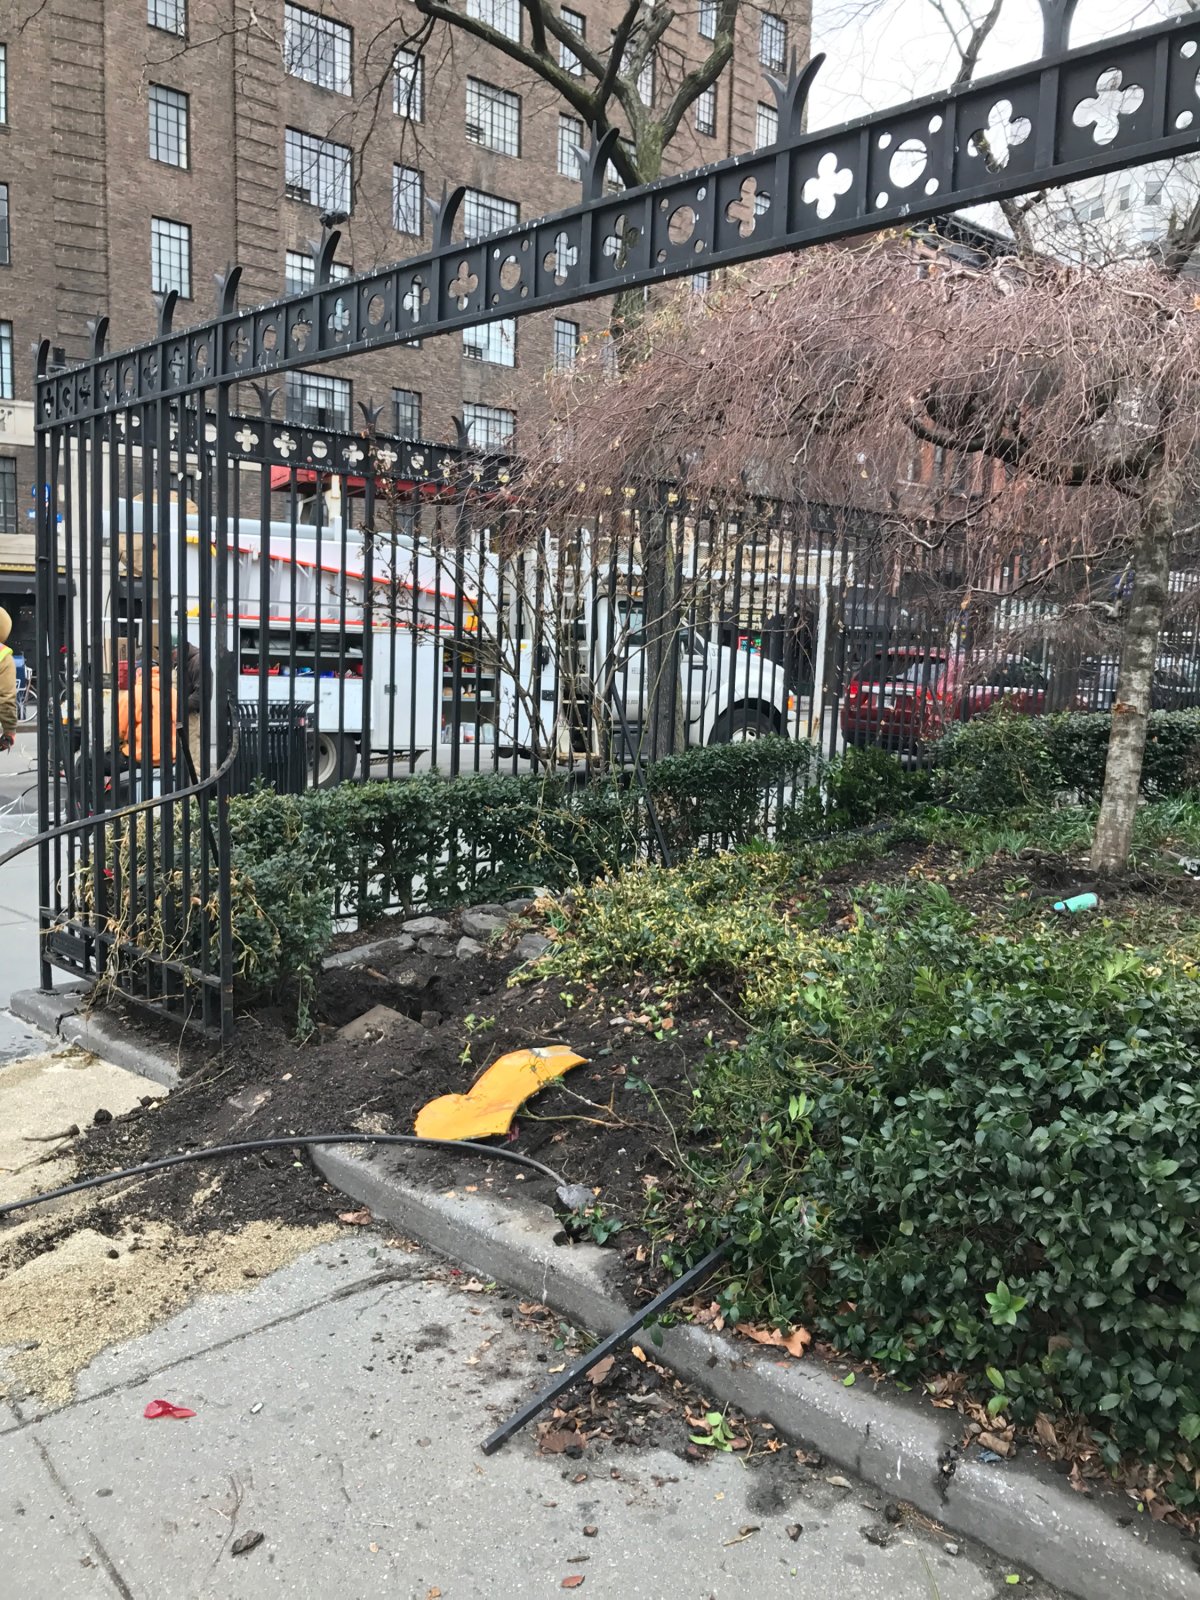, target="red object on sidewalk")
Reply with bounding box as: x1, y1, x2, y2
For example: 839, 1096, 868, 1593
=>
143, 1399, 196, 1420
